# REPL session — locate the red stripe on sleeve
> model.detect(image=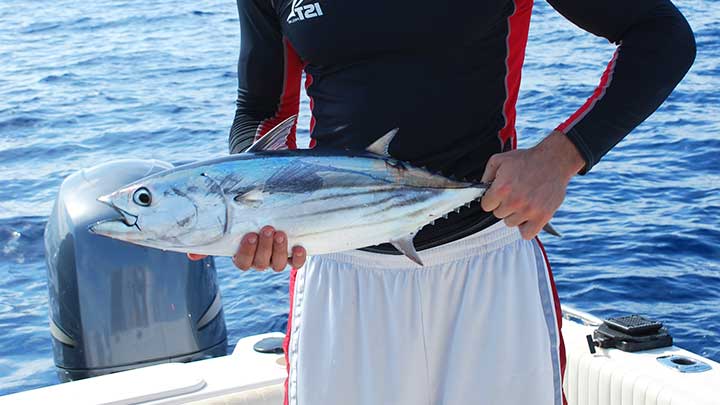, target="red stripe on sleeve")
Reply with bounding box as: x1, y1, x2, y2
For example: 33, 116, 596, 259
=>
556, 50, 619, 134
256, 39, 304, 150
498, 0, 533, 149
